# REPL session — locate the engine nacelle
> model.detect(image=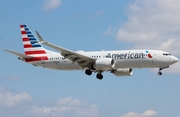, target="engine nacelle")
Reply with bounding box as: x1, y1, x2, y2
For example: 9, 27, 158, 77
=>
112, 68, 133, 76
95, 58, 115, 70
